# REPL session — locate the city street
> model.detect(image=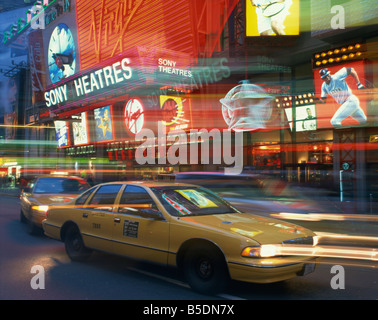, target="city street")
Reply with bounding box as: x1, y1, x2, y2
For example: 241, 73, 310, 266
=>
1, 194, 377, 301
